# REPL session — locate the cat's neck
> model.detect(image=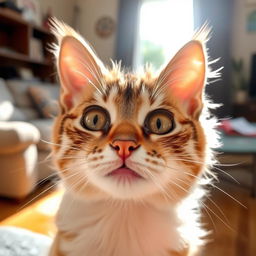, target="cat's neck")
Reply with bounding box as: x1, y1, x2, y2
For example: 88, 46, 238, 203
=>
55, 192, 194, 256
